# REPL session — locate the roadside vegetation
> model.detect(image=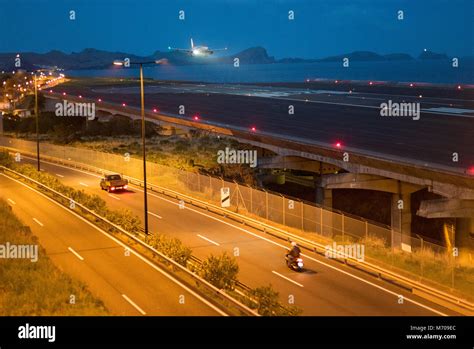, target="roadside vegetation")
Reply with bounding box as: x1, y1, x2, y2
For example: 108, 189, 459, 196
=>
4, 113, 258, 185
0, 151, 301, 315
0, 198, 109, 315
0, 151, 142, 235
